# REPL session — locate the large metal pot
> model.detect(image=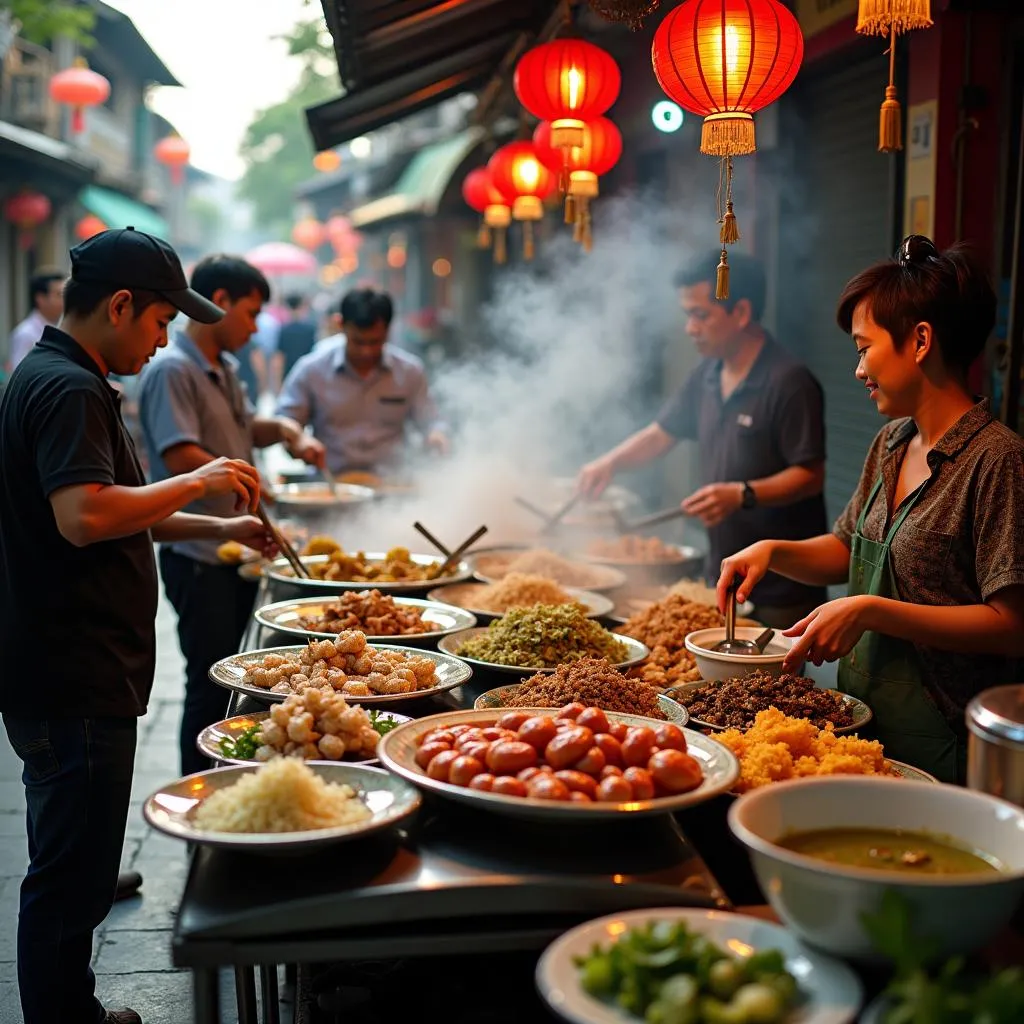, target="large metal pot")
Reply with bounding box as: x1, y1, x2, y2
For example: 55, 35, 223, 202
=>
967, 684, 1024, 807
